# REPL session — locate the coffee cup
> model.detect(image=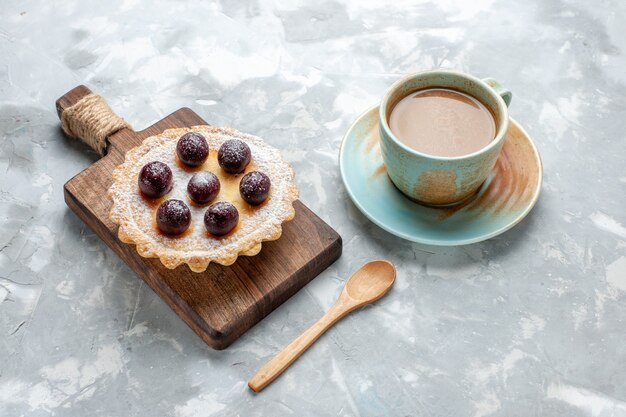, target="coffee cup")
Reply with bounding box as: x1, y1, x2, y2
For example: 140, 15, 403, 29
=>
379, 70, 512, 206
